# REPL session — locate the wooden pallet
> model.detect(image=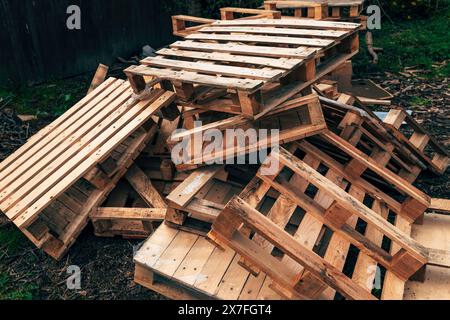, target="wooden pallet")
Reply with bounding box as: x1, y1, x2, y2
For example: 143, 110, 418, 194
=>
125, 18, 360, 119
165, 165, 255, 235
208, 144, 432, 300
318, 94, 426, 183
0, 78, 176, 259
169, 94, 327, 170
383, 108, 450, 175
310, 130, 431, 222
134, 223, 284, 300
265, 0, 365, 20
